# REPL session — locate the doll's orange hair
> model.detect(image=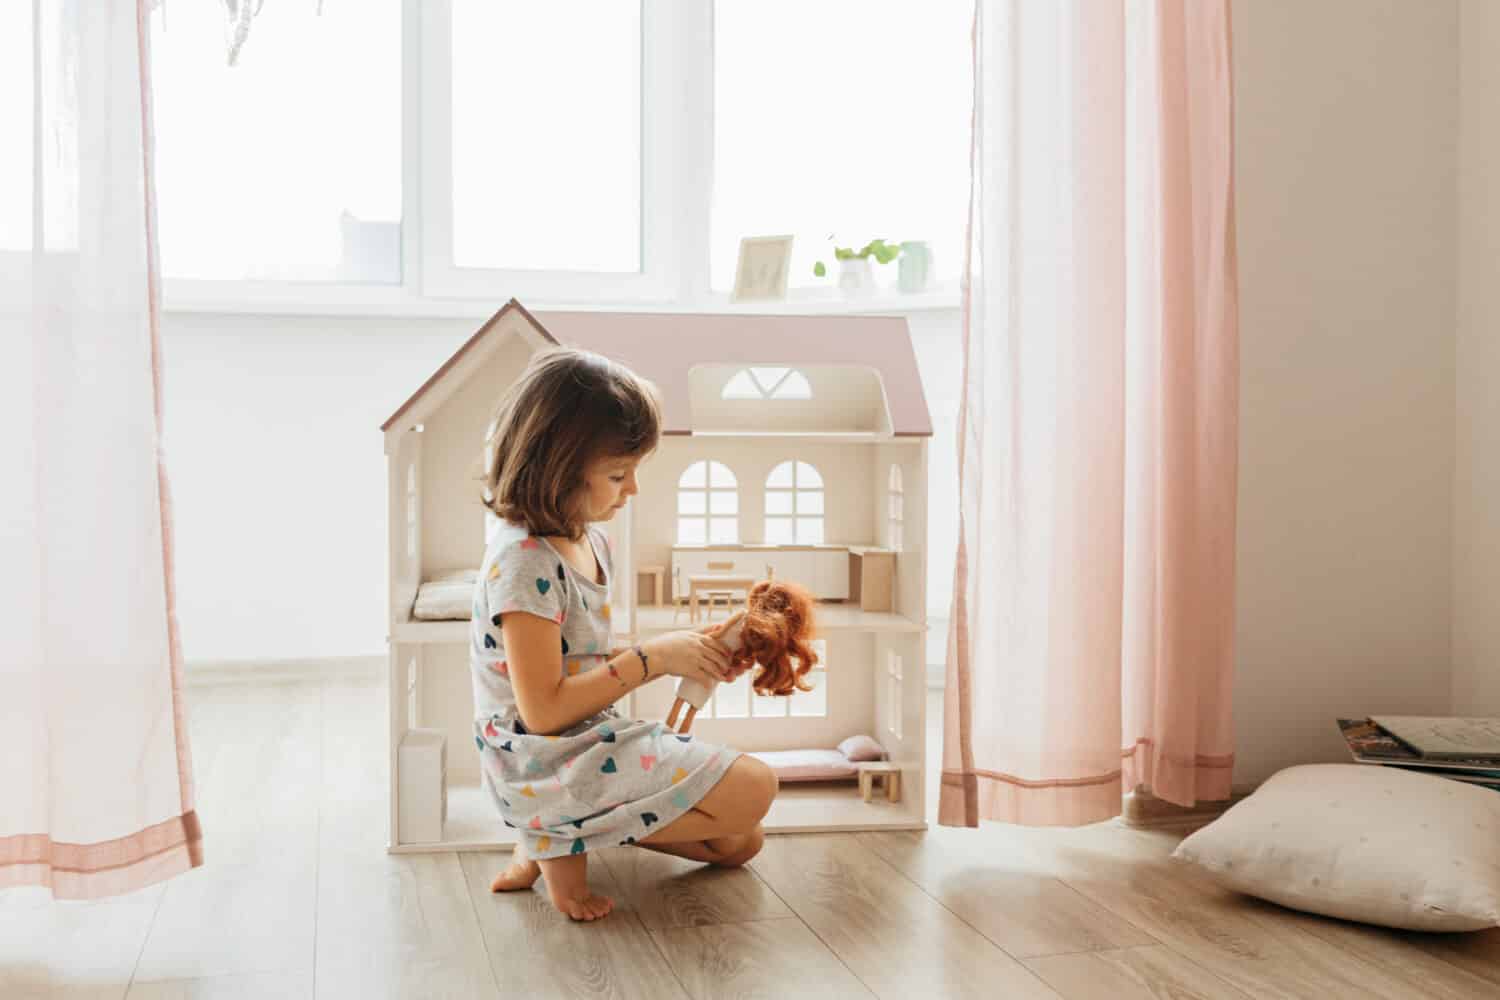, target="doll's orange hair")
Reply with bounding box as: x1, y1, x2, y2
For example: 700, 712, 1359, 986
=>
713, 580, 819, 696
